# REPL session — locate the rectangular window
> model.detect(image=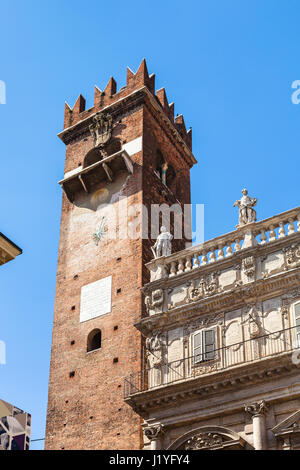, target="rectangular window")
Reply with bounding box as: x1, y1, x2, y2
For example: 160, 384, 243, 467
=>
192, 328, 216, 364
294, 302, 300, 347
